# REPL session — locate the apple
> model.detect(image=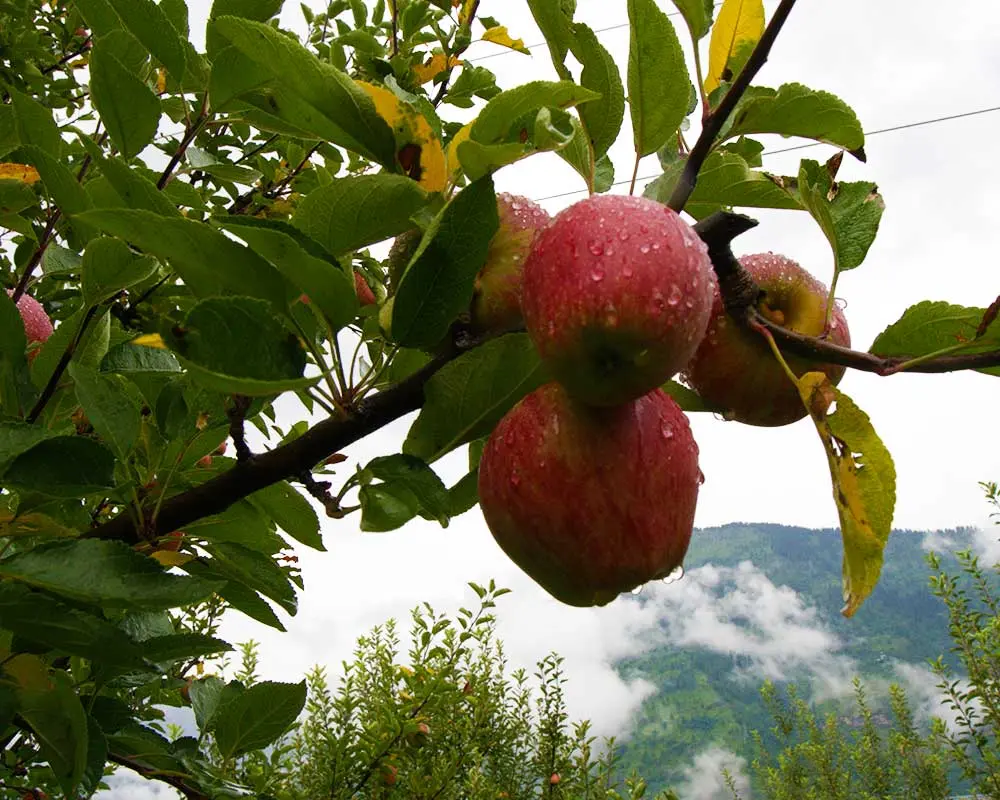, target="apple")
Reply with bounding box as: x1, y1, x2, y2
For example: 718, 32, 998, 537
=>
521, 194, 716, 407
380, 764, 398, 786
7, 289, 53, 358
683, 252, 850, 426
470, 193, 550, 334
478, 382, 702, 607
354, 270, 376, 306
386, 228, 423, 293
